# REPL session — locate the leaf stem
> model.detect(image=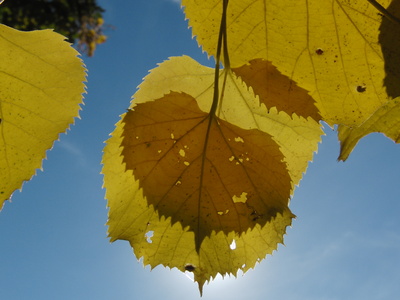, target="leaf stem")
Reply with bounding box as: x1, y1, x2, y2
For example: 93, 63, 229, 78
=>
209, 0, 229, 117
195, 0, 230, 252
367, 0, 400, 25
